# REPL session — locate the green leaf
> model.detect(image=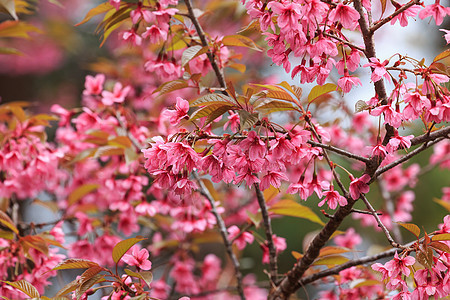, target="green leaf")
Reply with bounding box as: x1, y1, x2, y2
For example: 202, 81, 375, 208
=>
3, 280, 39, 298
181, 45, 208, 67
191, 93, 234, 106
190, 104, 232, 121
269, 199, 324, 225
238, 110, 259, 130
308, 83, 336, 103
68, 184, 99, 205
0, 210, 18, 234
112, 236, 146, 264
397, 222, 420, 238
313, 255, 349, 266
222, 34, 262, 52
124, 269, 153, 287
76, 2, 114, 26
0, 0, 18, 20
53, 258, 100, 270
154, 80, 189, 96
432, 233, 450, 241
